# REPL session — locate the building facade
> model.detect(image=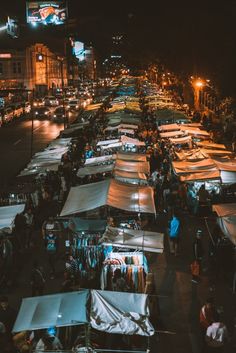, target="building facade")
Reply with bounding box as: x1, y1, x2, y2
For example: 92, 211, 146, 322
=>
0, 43, 68, 96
